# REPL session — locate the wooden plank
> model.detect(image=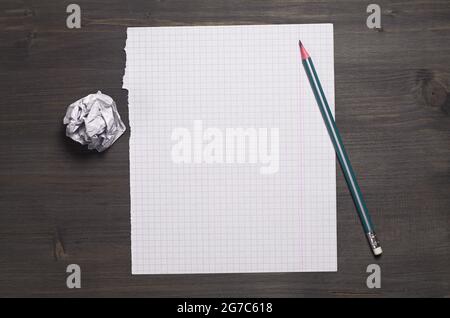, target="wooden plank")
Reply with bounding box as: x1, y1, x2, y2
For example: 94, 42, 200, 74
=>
0, 0, 449, 297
